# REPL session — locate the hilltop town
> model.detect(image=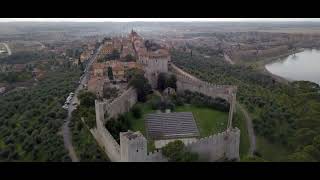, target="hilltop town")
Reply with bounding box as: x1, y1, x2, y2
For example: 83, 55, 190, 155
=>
2, 21, 320, 162
75, 30, 239, 162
